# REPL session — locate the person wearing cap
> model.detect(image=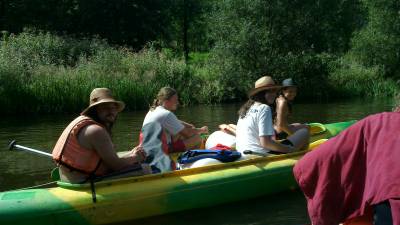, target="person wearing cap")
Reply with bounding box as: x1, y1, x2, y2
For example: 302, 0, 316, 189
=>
235, 76, 309, 156
52, 88, 150, 183
275, 78, 310, 140
140, 87, 208, 172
